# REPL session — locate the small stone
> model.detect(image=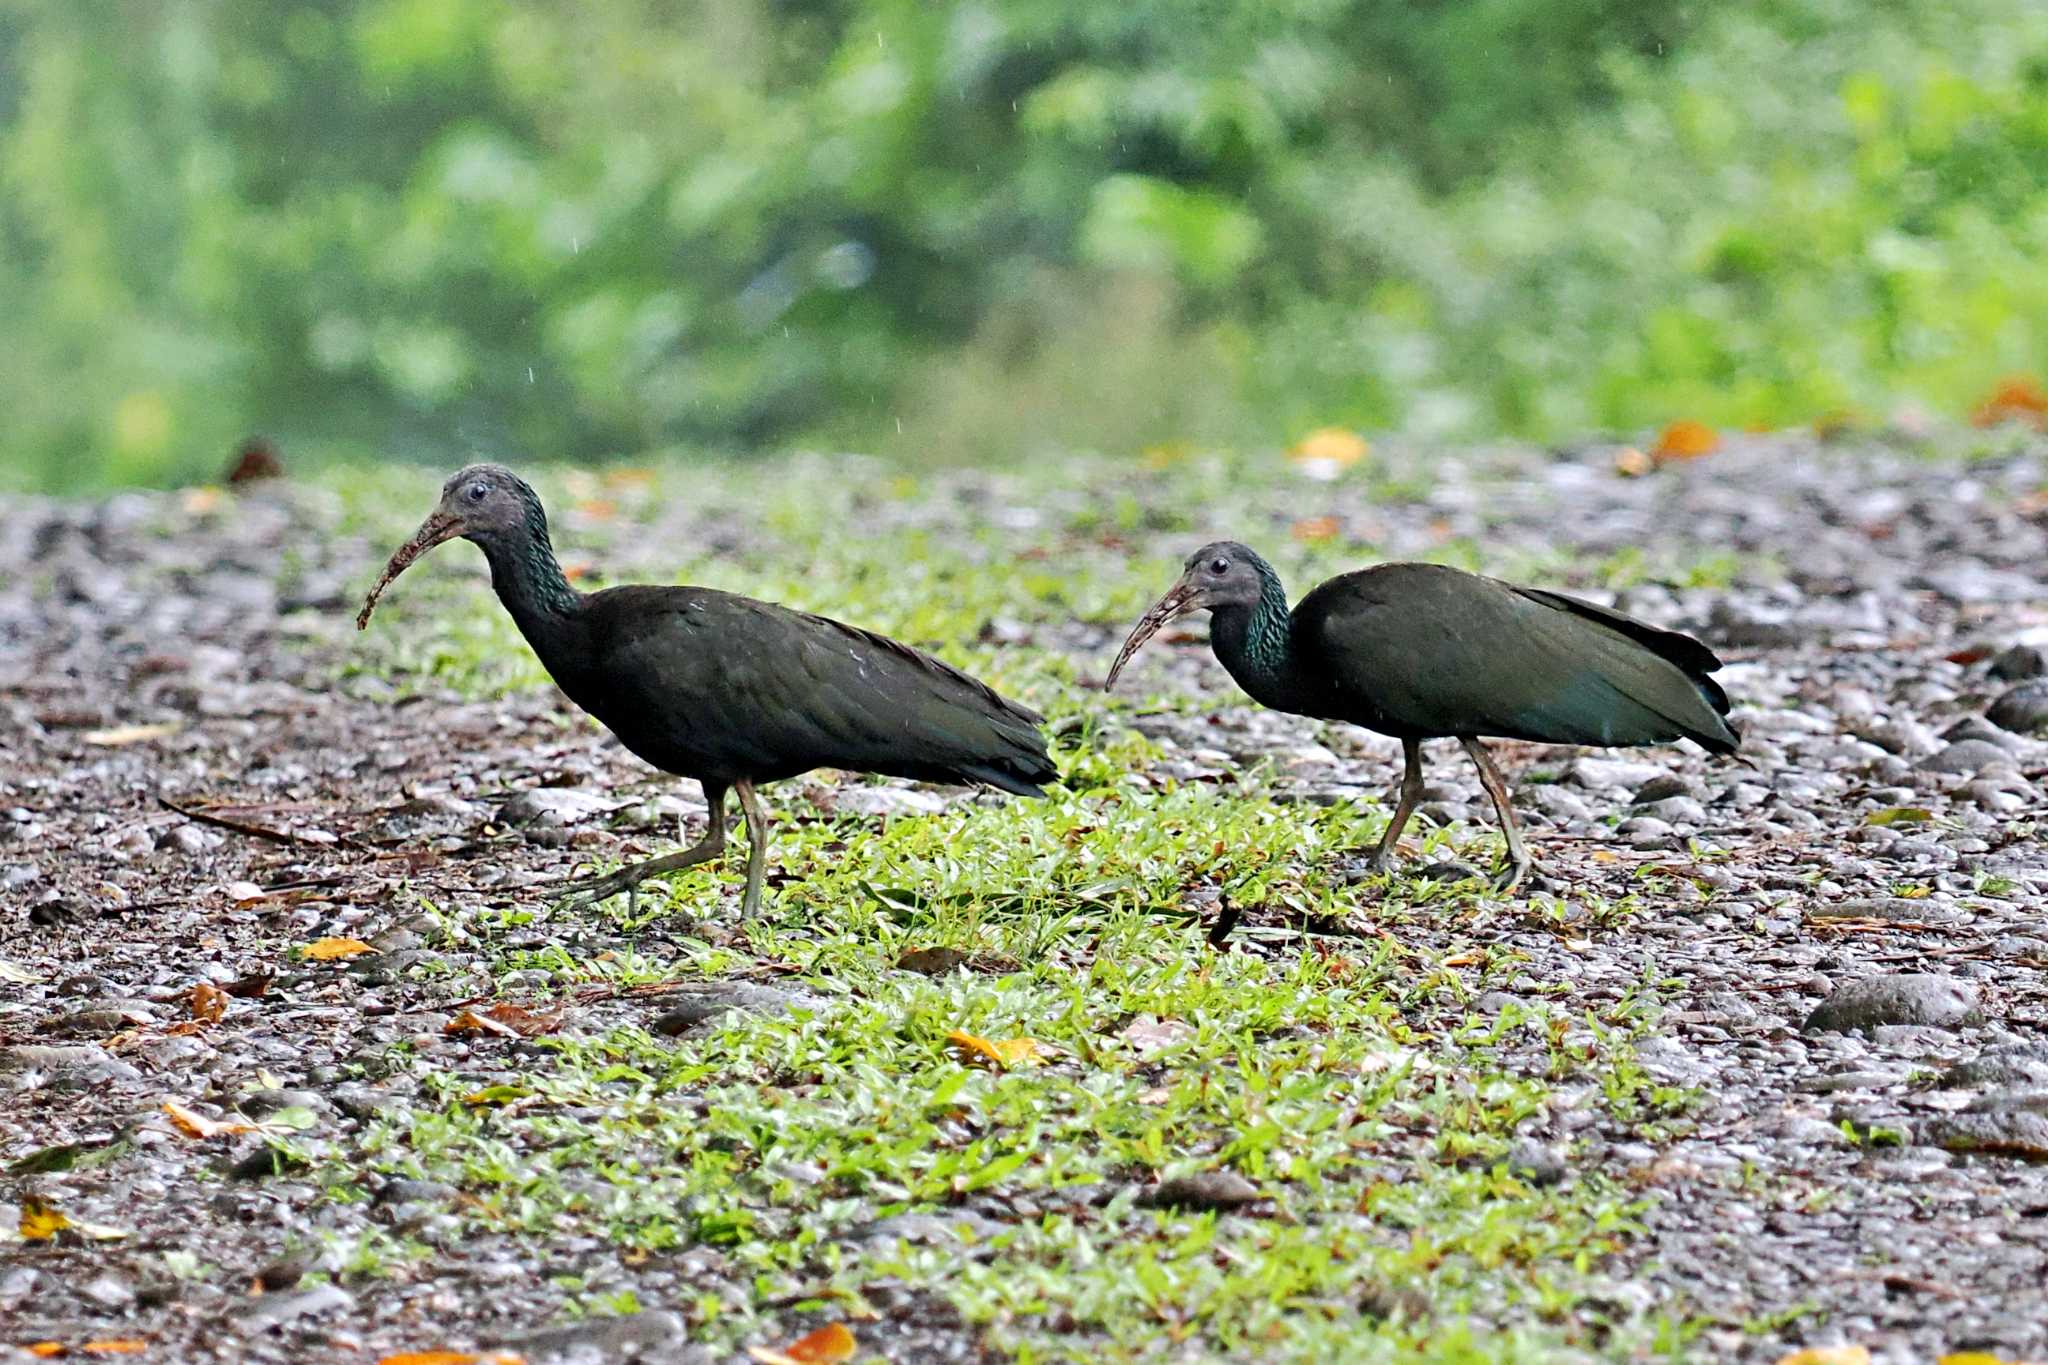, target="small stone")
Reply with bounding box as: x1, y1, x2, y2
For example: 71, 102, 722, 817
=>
1987, 679, 2048, 735
1803, 975, 1983, 1035
650, 982, 824, 1035
492, 1310, 690, 1363
1140, 1170, 1263, 1211
831, 786, 947, 817
1566, 757, 1667, 790
232, 1282, 355, 1331
1504, 1139, 1567, 1185
1914, 740, 2016, 776
1988, 643, 2048, 681
1943, 1044, 2048, 1090
1806, 897, 1964, 926
498, 788, 615, 826
1631, 774, 1694, 805
1919, 1111, 2048, 1160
